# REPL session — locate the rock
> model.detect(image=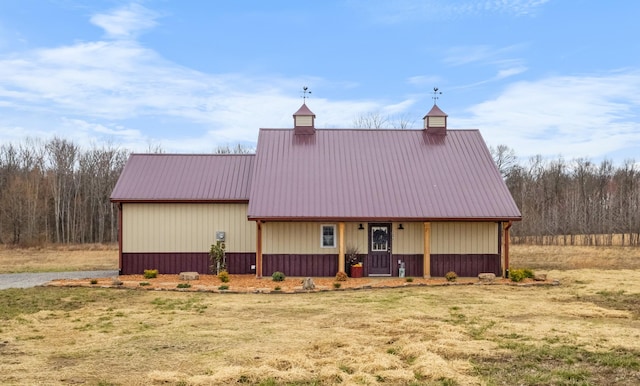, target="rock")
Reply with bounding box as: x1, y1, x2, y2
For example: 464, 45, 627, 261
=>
179, 272, 199, 281
111, 278, 123, 286
478, 273, 496, 282
534, 273, 547, 281
302, 277, 315, 290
